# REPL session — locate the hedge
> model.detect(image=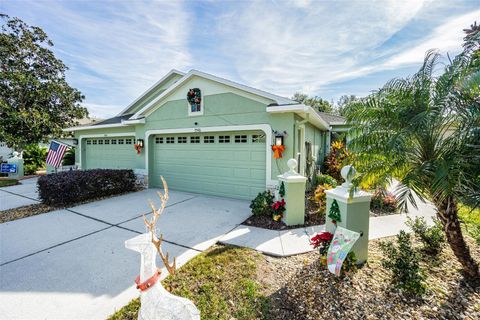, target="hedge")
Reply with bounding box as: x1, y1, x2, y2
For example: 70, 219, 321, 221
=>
38, 169, 137, 206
